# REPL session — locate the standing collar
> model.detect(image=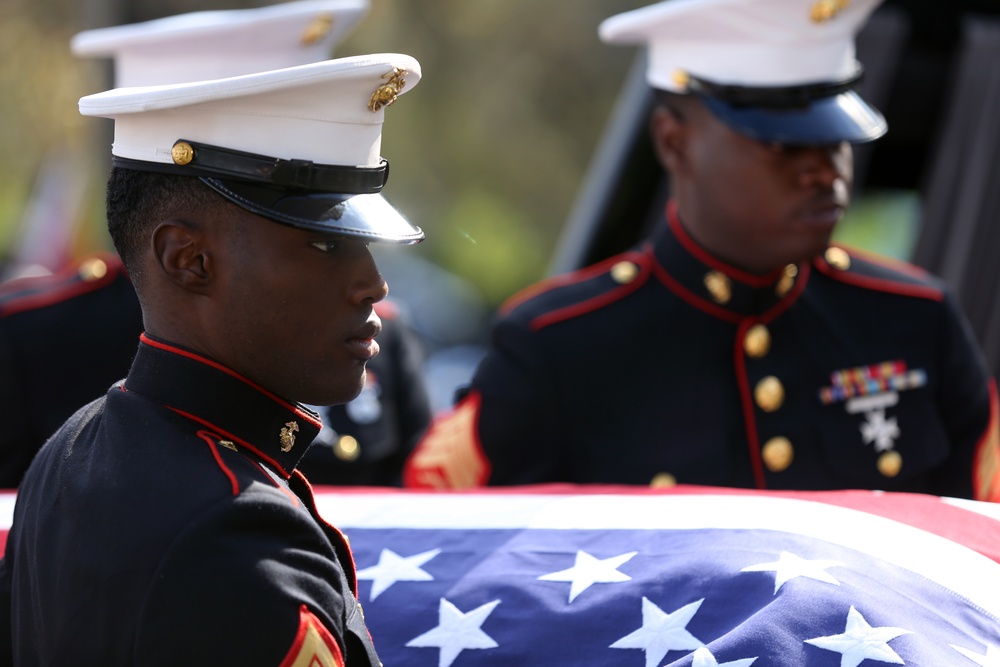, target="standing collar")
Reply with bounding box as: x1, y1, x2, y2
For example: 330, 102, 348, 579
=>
123, 333, 322, 478
648, 201, 809, 322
